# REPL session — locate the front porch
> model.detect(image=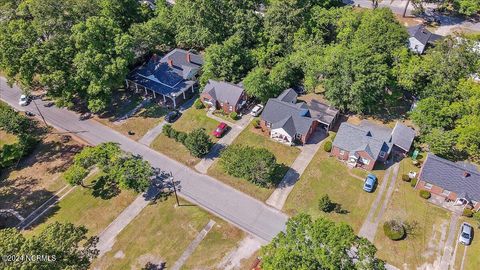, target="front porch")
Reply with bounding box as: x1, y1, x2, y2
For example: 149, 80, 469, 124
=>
428, 193, 474, 214
125, 79, 196, 108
